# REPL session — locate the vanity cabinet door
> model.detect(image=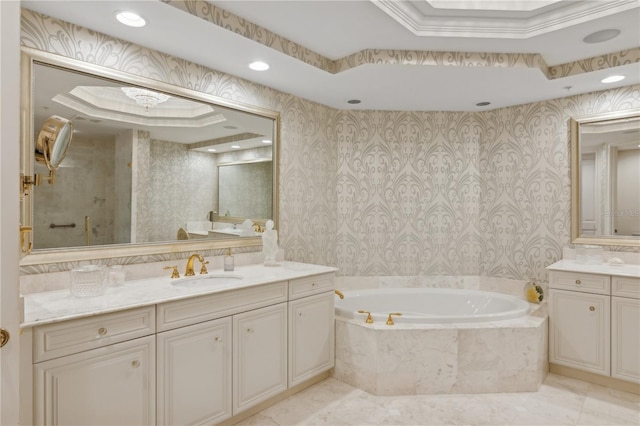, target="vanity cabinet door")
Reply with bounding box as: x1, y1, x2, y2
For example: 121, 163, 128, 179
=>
288, 291, 334, 387
549, 289, 610, 376
233, 302, 287, 414
157, 317, 232, 425
612, 296, 640, 383
34, 336, 155, 426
